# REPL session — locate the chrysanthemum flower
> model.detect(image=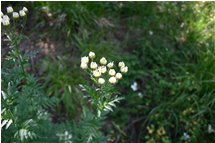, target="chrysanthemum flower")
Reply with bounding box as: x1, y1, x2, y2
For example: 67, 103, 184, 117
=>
89, 51, 95, 59
19, 10, 26, 17
81, 56, 89, 64
115, 73, 122, 79
80, 63, 88, 69
100, 57, 107, 65
7, 6, 13, 13
93, 70, 101, 78
90, 62, 97, 69
107, 62, 114, 68
12, 12, 19, 19
98, 78, 105, 84
109, 69, 116, 76
109, 77, 117, 84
